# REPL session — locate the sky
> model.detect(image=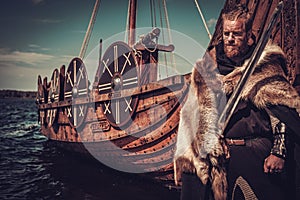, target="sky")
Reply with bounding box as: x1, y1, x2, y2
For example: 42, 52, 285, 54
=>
0, 0, 225, 91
